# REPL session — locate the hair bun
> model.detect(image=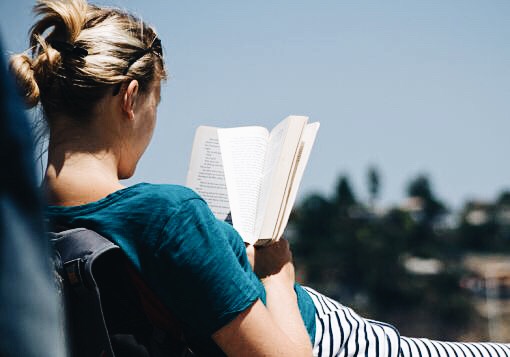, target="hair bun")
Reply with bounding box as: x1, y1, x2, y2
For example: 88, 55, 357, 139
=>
9, 53, 40, 108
